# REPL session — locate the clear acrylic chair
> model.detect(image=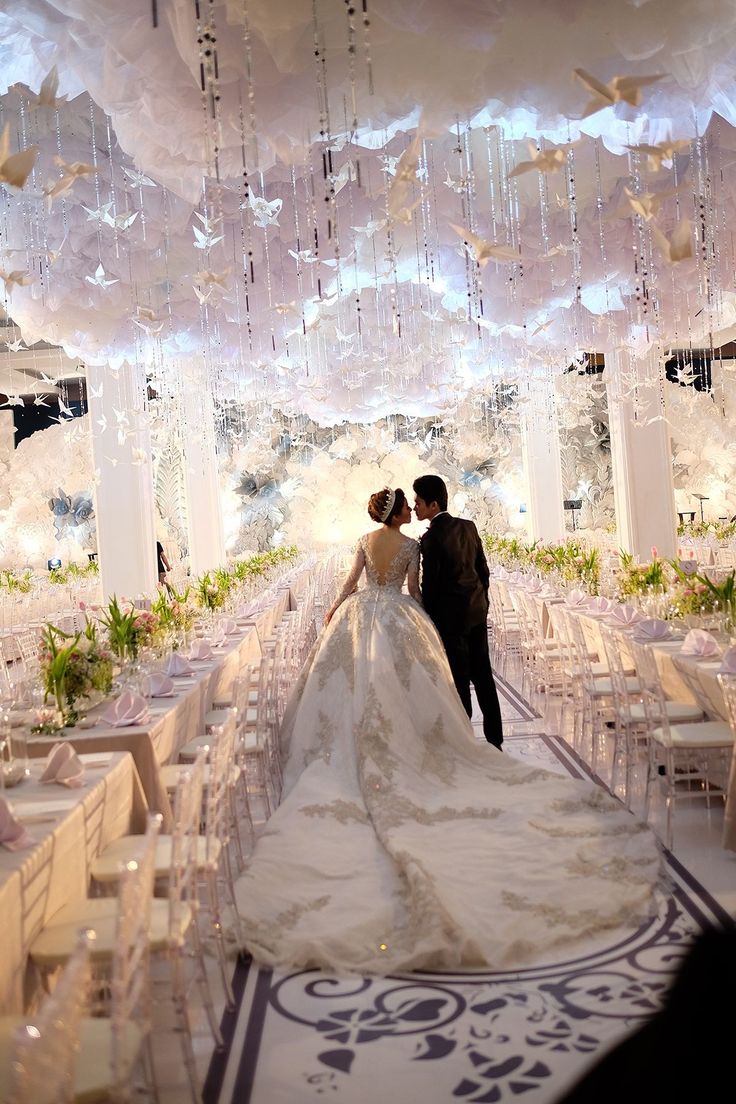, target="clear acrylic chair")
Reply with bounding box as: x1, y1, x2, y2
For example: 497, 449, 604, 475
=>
633, 641, 734, 849
0, 931, 91, 1104
89, 749, 231, 1088
29, 815, 162, 1103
